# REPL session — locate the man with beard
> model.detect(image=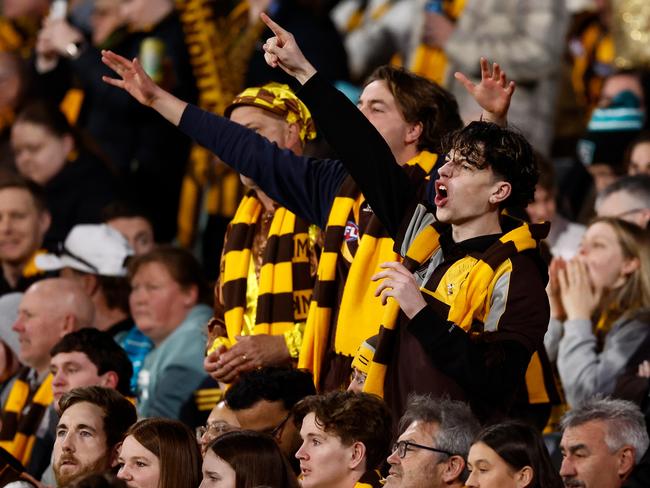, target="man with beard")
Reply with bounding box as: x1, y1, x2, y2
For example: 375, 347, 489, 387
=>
52, 386, 136, 487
